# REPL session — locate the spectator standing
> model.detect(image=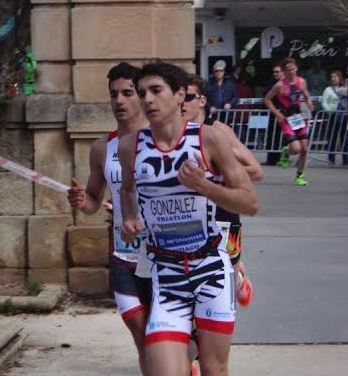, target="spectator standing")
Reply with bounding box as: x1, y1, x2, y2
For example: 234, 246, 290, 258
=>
306, 60, 328, 111
321, 70, 348, 166
263, 64, 284, 165
205, 59, 239, 120
344, 64, 348, 80
231, 64, 242, 83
